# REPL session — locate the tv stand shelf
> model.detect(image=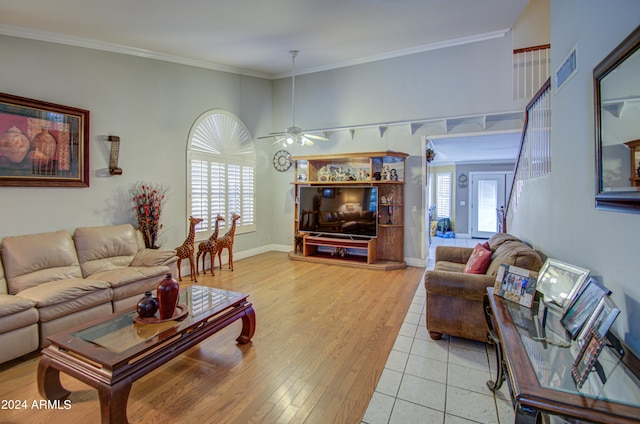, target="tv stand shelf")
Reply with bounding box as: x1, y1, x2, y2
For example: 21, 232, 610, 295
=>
303, 235, 376, 264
